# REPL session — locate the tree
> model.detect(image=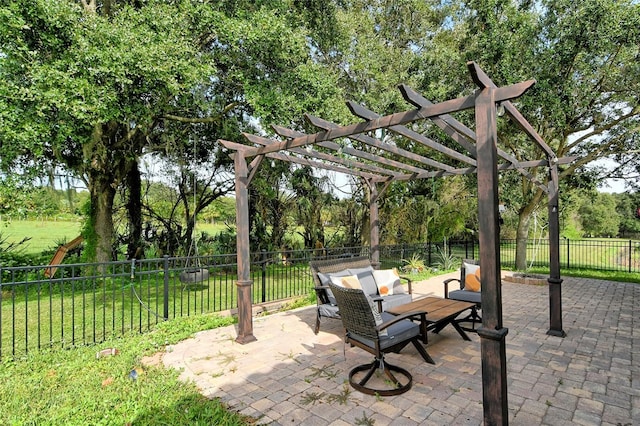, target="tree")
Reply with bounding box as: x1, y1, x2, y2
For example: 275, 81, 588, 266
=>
247, 162, 295, 252
0, 0, 345, 262
413, 0, 640, 268
310, 1, 457, 246
578, 192, 620, 238
289, 166, 332, 249
614, 192, 640, 238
